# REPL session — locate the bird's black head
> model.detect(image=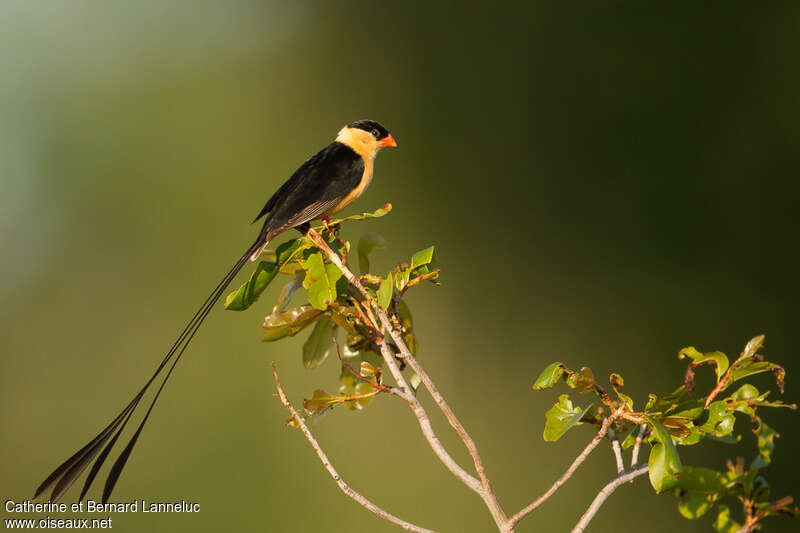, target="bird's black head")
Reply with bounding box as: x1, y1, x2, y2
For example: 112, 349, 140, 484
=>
347, 119, 390, 141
